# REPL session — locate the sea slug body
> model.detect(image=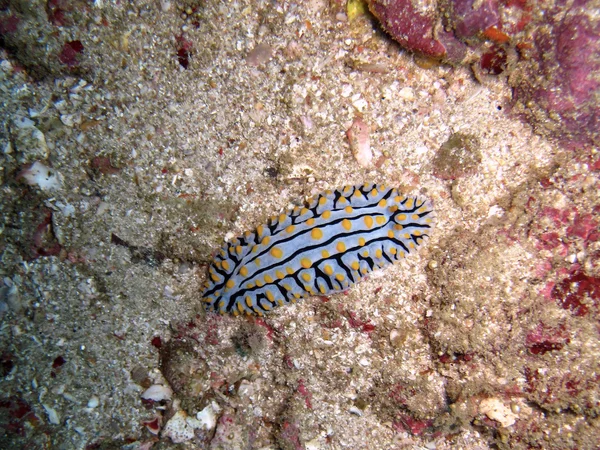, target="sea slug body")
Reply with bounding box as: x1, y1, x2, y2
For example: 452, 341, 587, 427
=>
202, 183, 435, 315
